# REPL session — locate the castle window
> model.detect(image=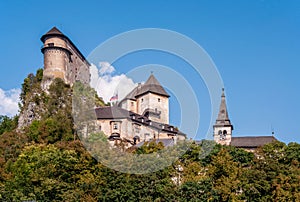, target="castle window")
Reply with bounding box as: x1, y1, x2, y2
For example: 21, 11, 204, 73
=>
113, 123, 118, 130
48, 43, 54, 47
135, 125, 140, 133
131, 102, 134, 106
141, 98, 144, 102
158, 98, 160, 102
